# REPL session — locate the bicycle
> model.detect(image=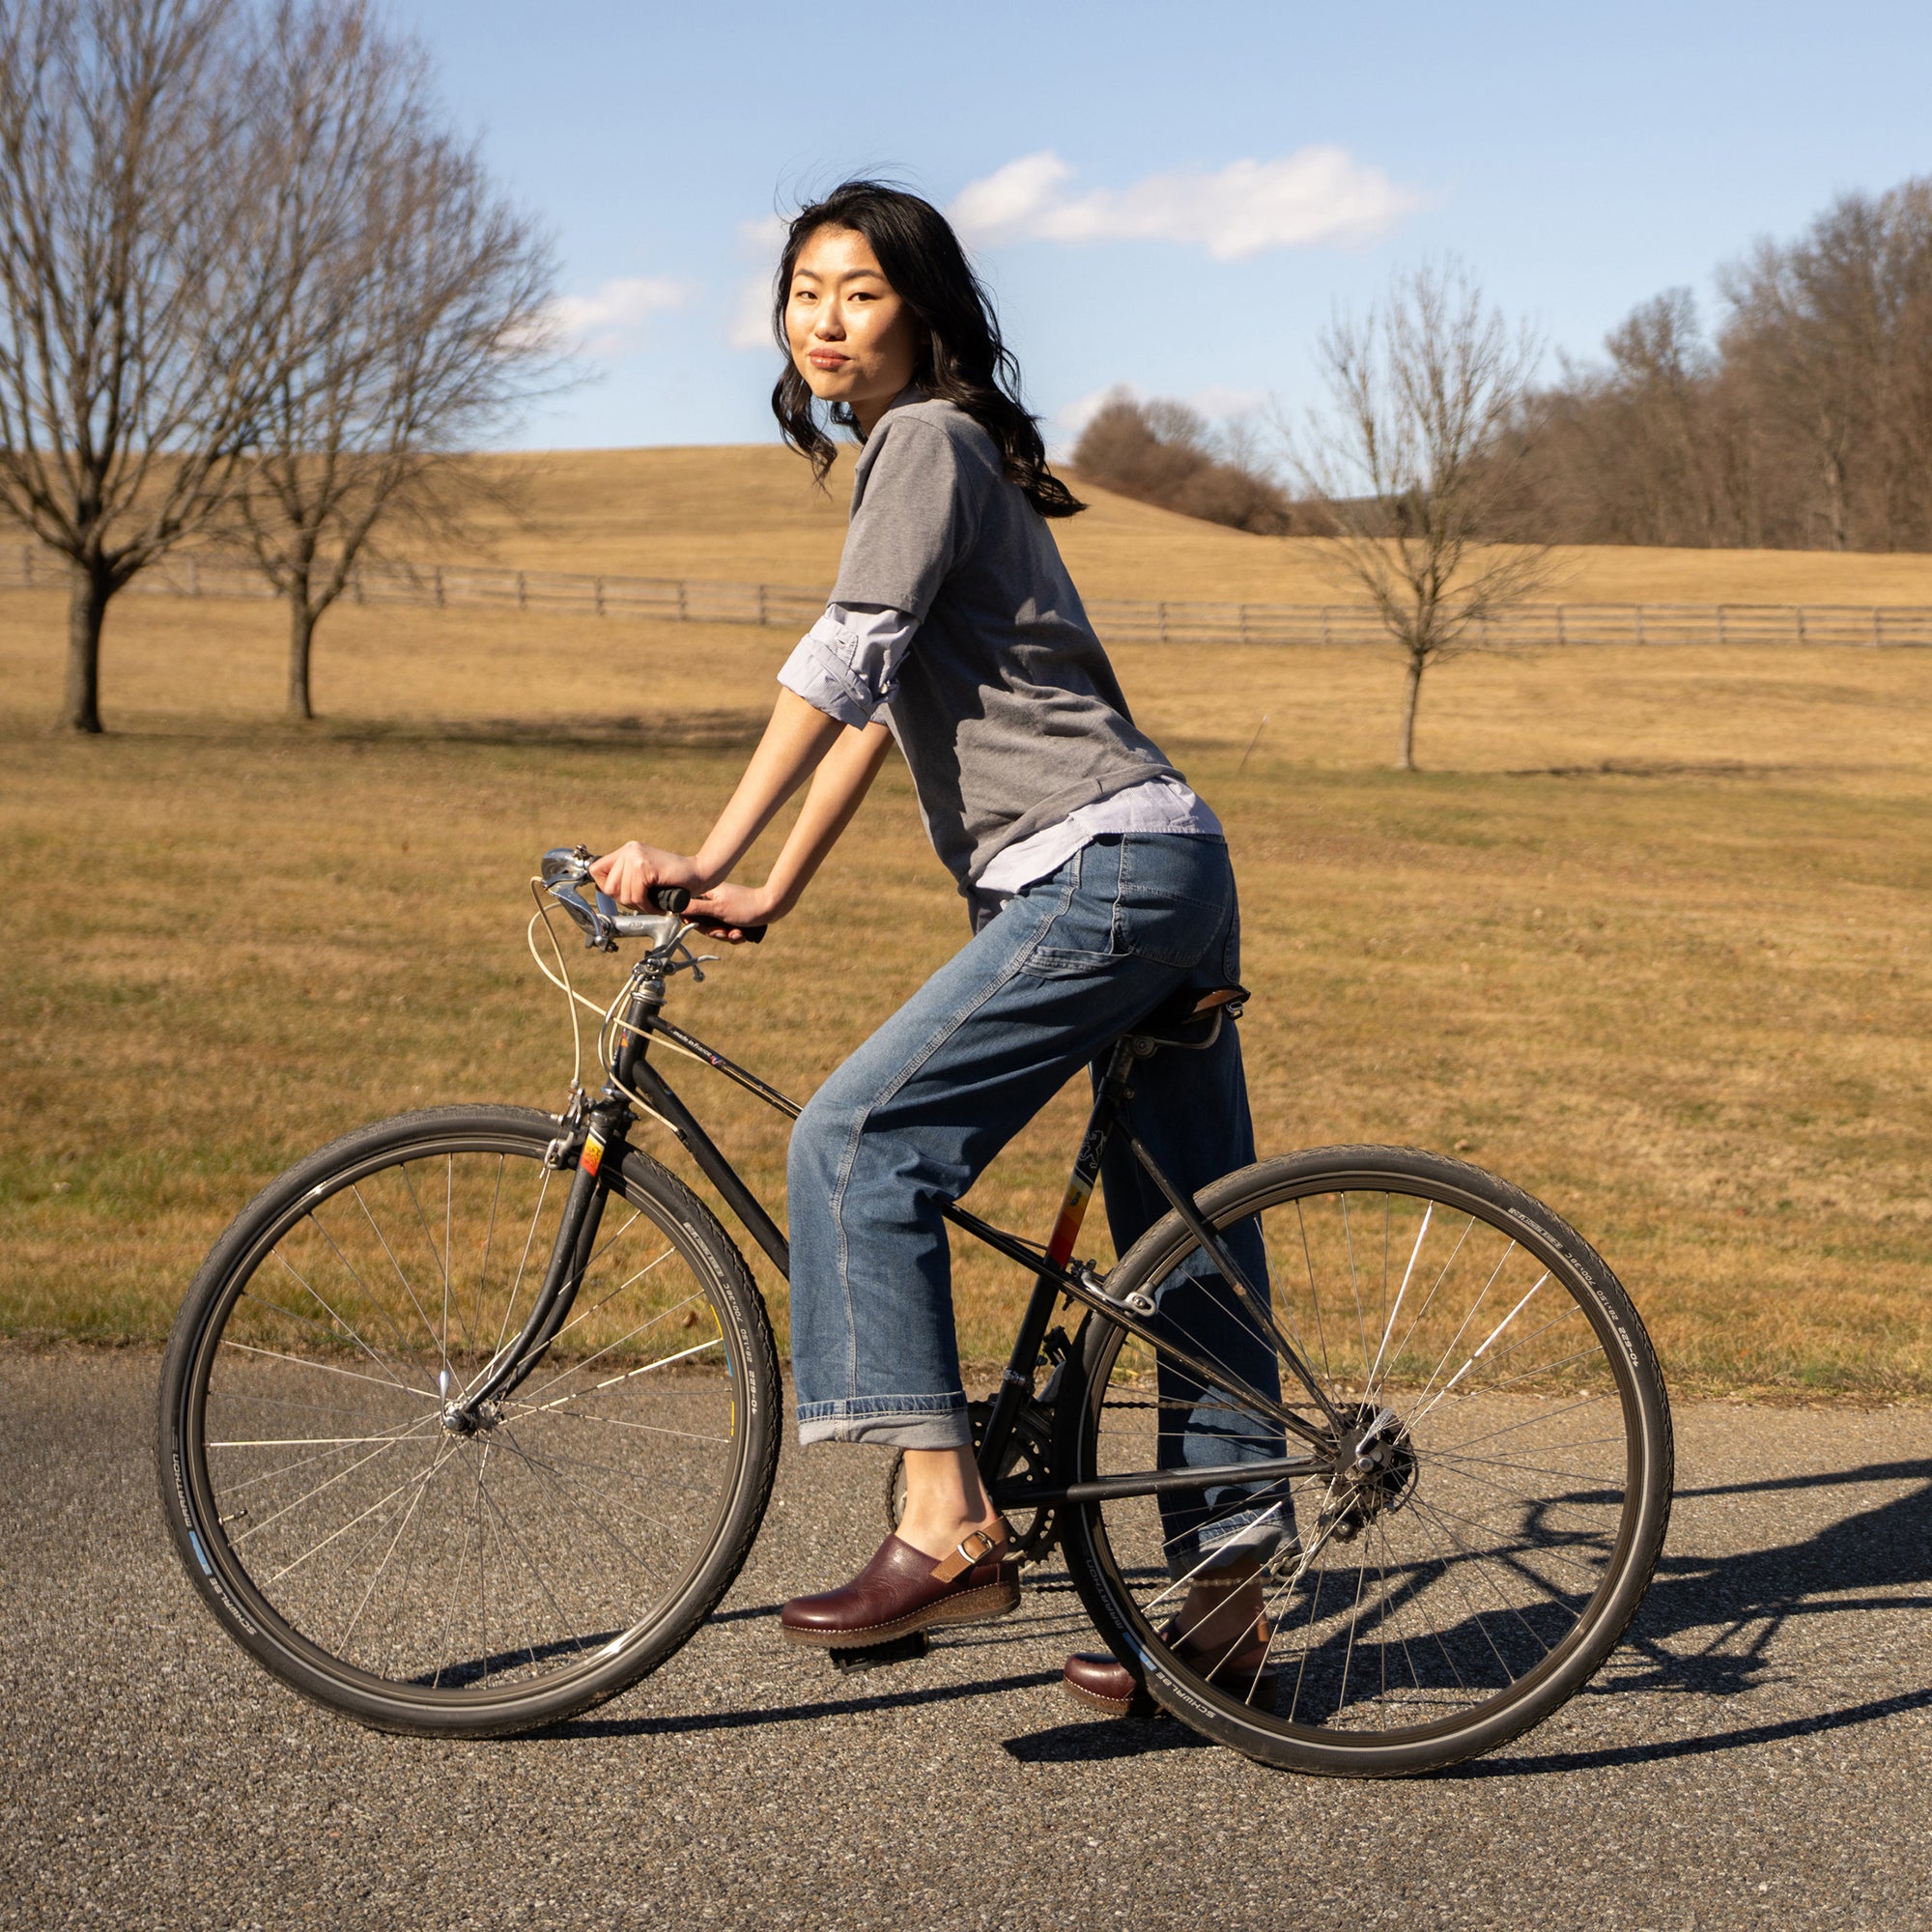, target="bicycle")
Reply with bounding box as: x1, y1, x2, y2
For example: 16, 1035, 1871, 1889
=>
157, 846, 1673, 1776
